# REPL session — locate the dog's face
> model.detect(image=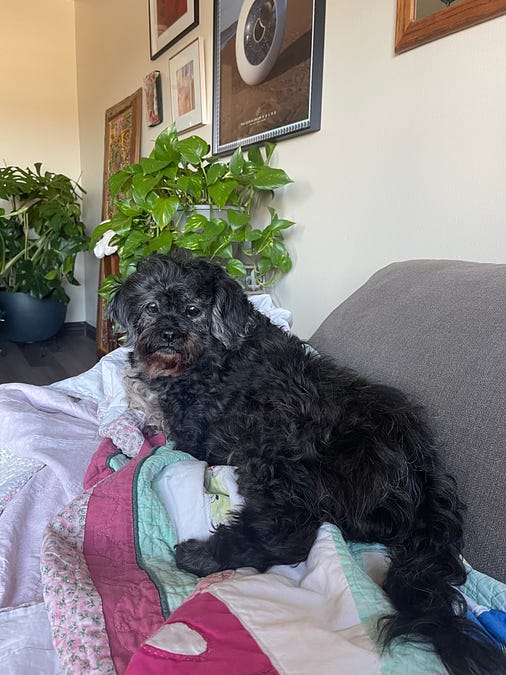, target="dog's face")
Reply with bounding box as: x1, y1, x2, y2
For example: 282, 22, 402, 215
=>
107, 252, 254, 379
